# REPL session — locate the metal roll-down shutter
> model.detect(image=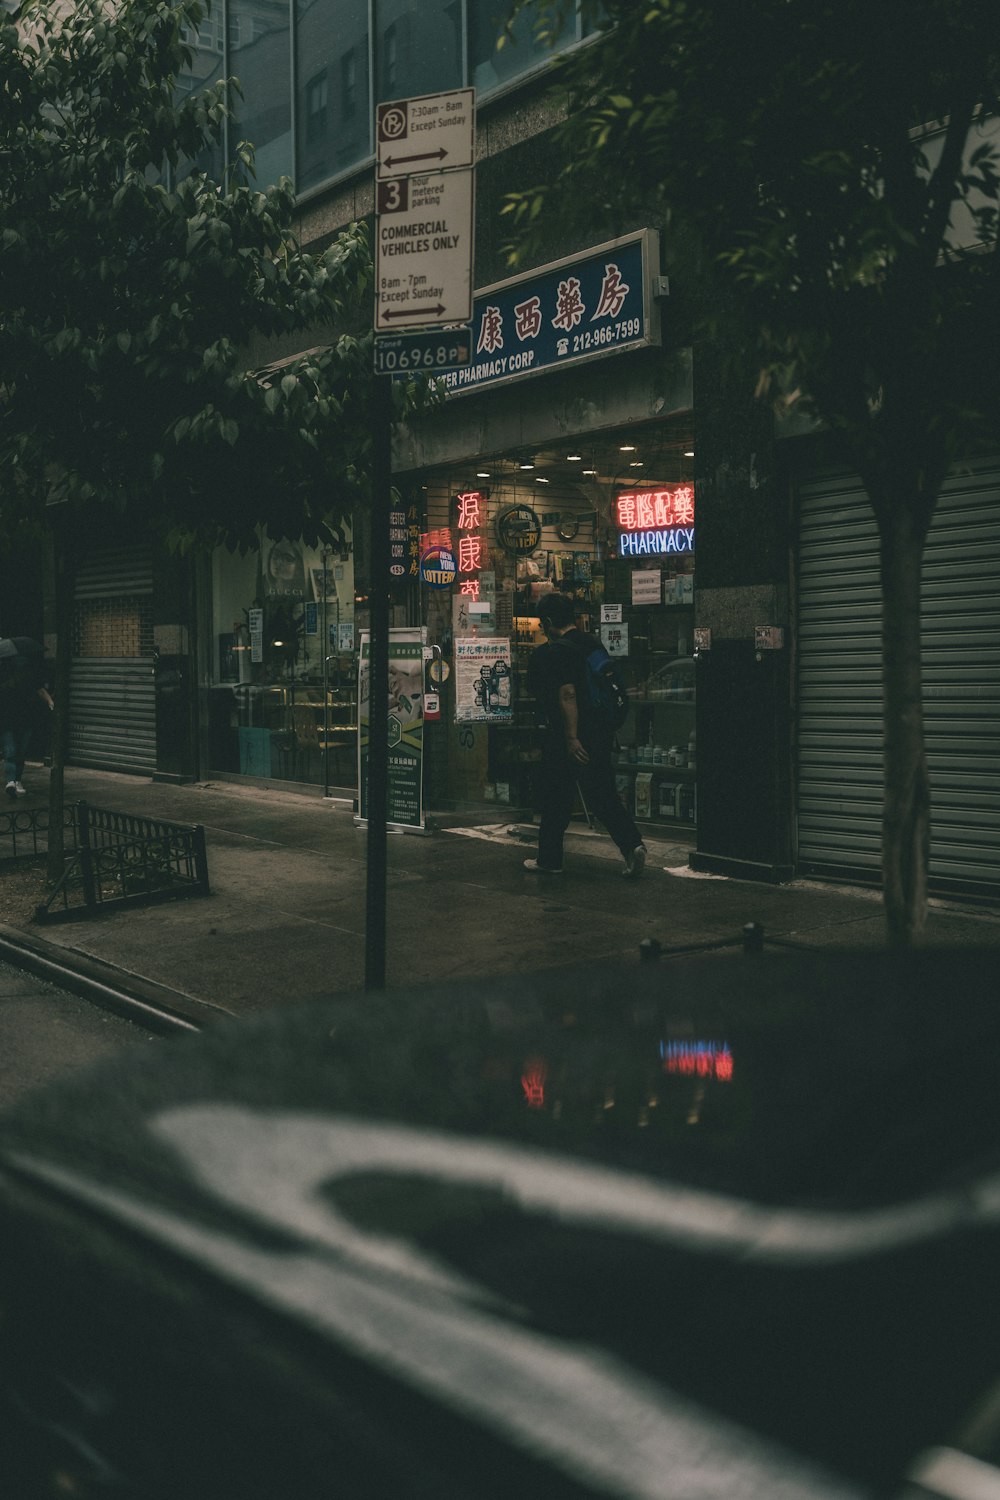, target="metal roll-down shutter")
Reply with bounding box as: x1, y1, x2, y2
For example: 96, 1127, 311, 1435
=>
797, 459, 1000, 899
70, 545, 157, 776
